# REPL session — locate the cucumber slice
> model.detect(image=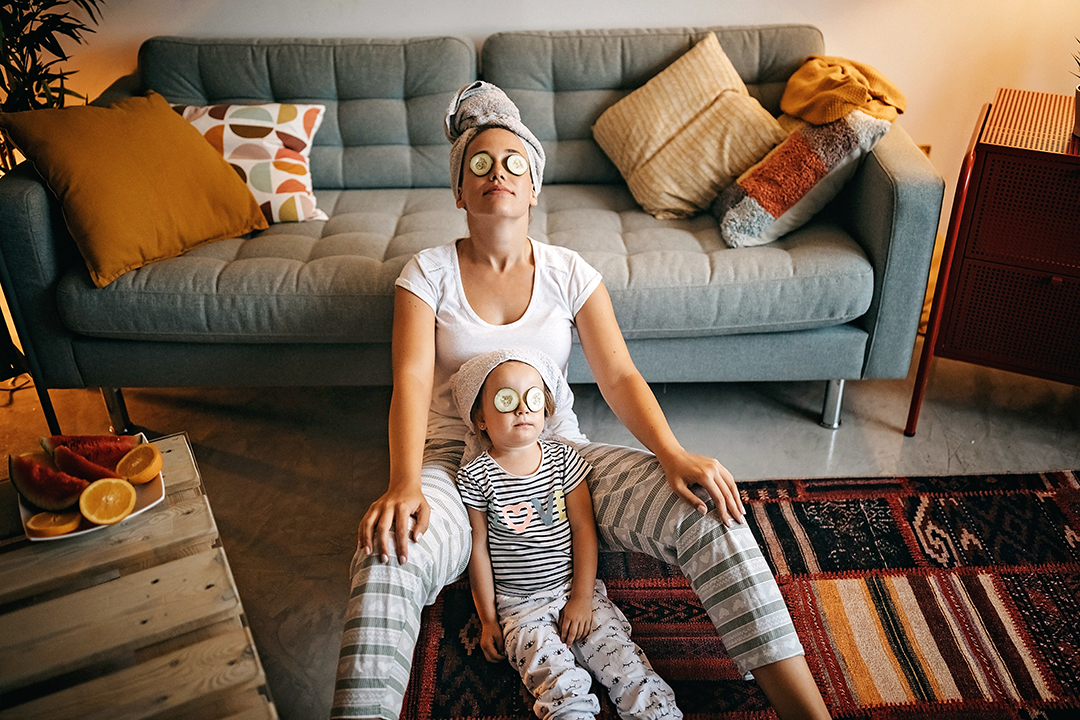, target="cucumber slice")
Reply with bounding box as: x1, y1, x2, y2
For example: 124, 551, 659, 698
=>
524, 386, 545, 412
507, 153, 529, 176
493, 387, 520, 413
469, 152, 493, 176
